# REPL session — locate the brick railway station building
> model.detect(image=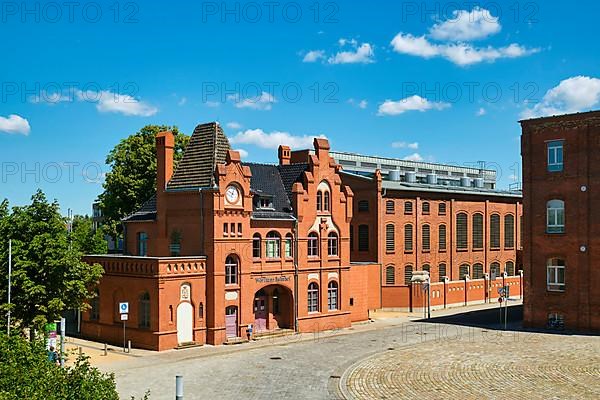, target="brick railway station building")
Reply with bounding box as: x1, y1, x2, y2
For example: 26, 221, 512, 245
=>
82, 122, 523, 350
521, 110, 600, 332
